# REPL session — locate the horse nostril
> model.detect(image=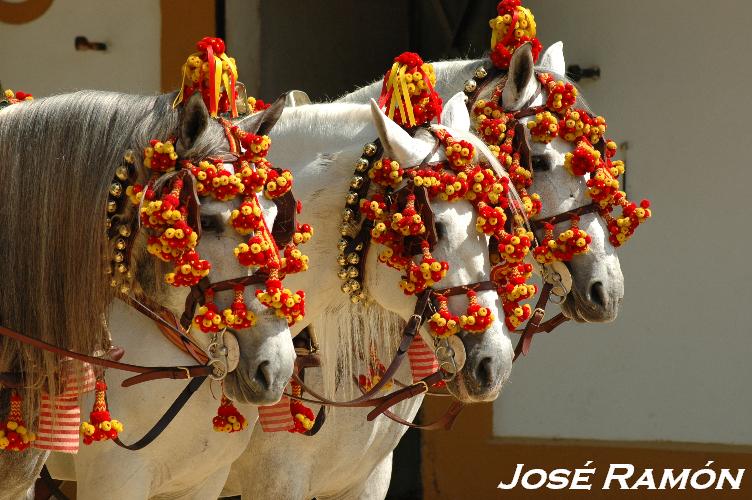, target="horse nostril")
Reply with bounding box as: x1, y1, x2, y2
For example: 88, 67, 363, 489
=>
254, 360, 272, 391
475, 357, 498, 389
589, 282, 608, 309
